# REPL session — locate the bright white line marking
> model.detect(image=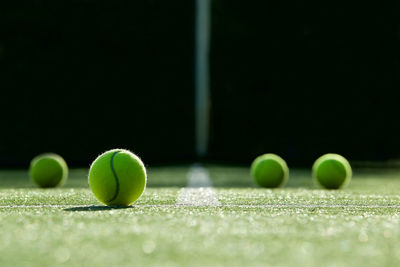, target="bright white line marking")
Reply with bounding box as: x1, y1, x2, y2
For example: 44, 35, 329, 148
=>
176, 188, 220, 206
187, 164, 212, 187
176, 164, 220, 206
